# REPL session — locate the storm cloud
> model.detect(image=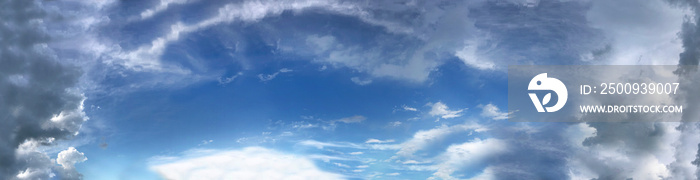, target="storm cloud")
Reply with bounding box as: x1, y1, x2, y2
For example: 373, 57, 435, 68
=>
0, 0, 88, 179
